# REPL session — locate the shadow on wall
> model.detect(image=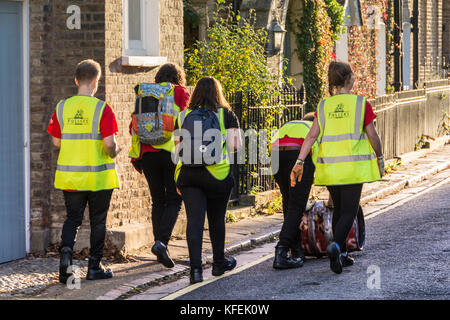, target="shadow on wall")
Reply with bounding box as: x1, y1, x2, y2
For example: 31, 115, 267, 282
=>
108, 58, 157, 74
